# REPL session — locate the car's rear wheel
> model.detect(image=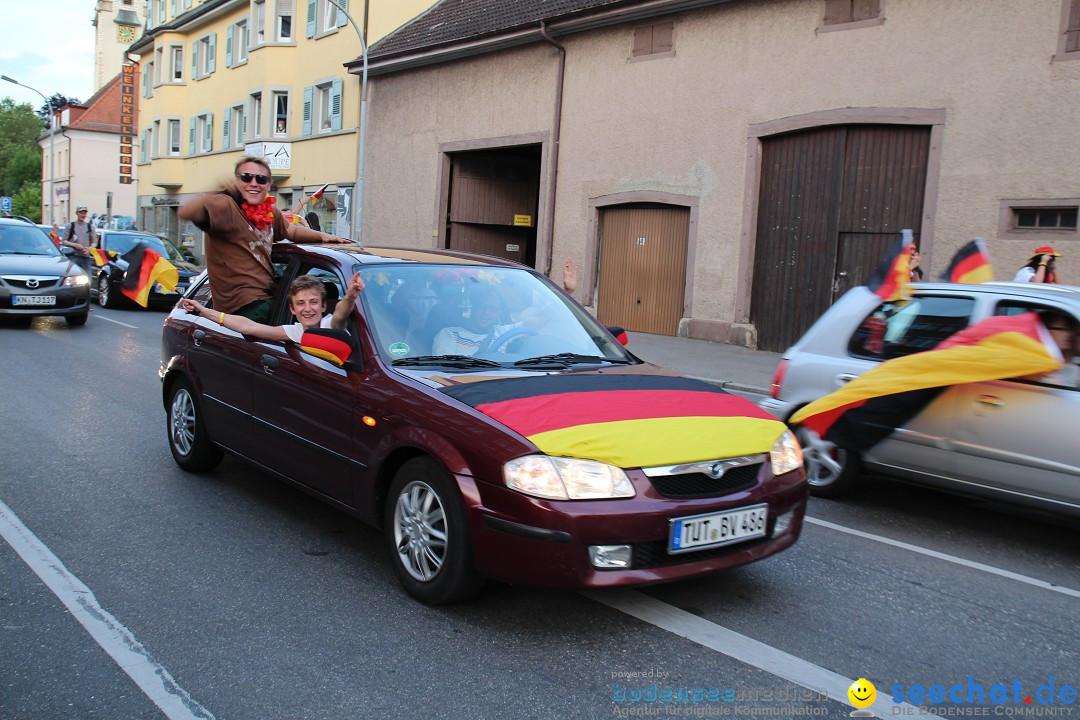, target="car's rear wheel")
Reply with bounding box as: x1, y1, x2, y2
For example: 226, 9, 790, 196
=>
66, 310, 89, 327
98, 274, 120, 308
167, 377, 223, 472
385, 457, 484, 604
793, 425, 860, 497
